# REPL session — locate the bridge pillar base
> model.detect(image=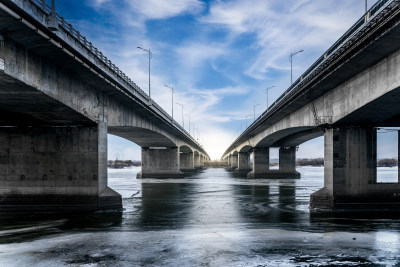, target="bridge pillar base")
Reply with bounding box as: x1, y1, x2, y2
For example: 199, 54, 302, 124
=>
236, 168, 252, 174
0, 123, 122, 213
247, 170, 300, 179
0, 187, 122, 213
310, 187, 400, 212
140, 147, 185, 179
